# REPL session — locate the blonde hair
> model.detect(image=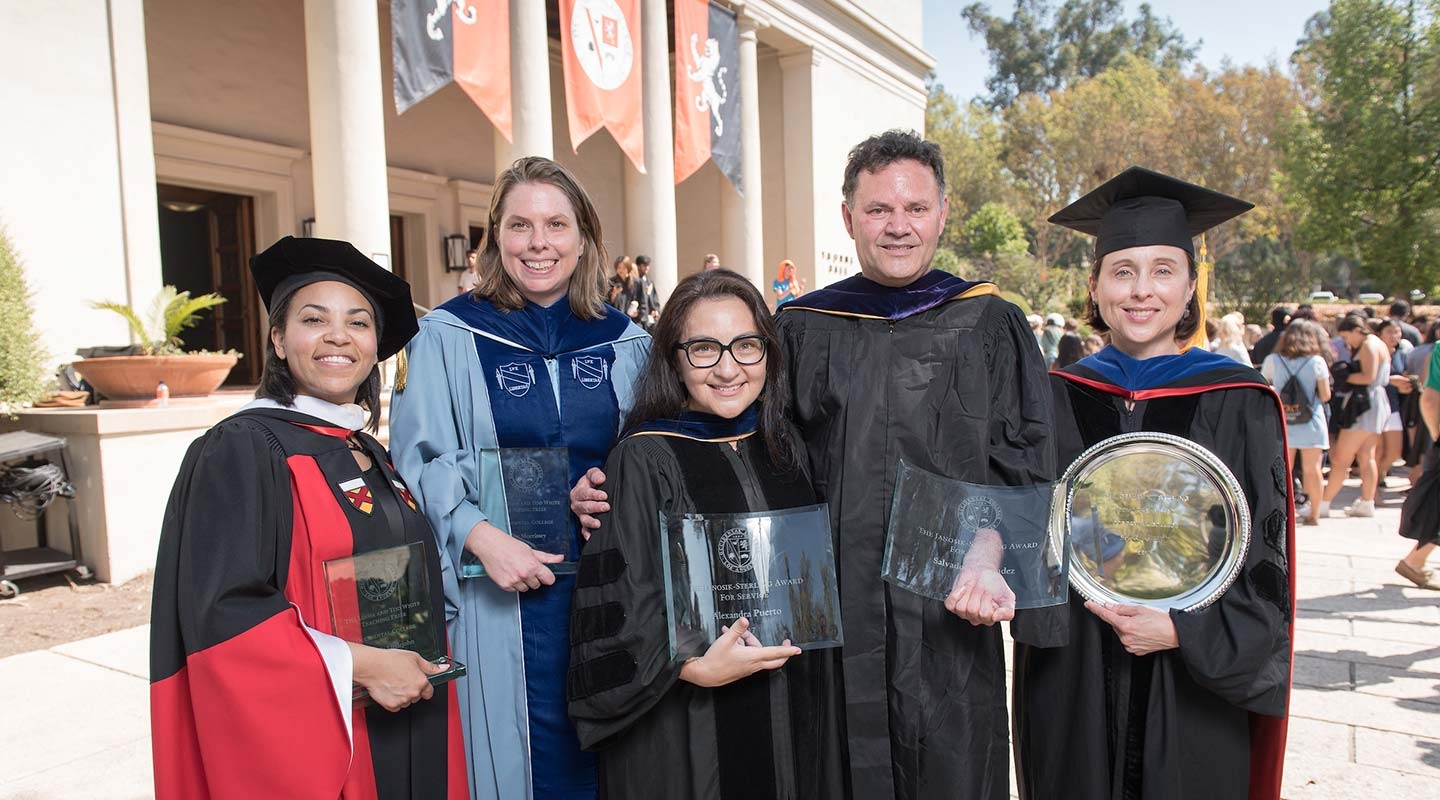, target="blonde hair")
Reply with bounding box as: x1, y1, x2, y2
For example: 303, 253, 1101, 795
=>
1217, 315, 1245, 348
474, 157, 608, 319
